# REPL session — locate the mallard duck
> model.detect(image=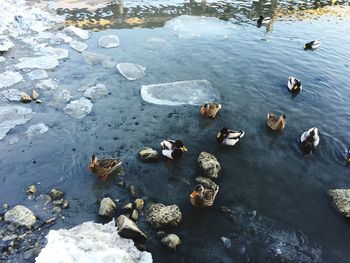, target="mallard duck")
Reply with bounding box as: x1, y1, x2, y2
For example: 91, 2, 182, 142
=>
304, 40, 320, 50
190, 184, 219, 207
257, 15, 271, 27
200, 103, 222, 118
217, 127, 244, 146
300, 127, 320, 154
88, 155, 122, 180
161, 139, 188, 160
288, 76, 302, 93
267, 113, 286, 131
